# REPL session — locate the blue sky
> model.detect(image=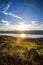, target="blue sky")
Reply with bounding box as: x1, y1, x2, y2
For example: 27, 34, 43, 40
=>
0, 0, 43, 31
